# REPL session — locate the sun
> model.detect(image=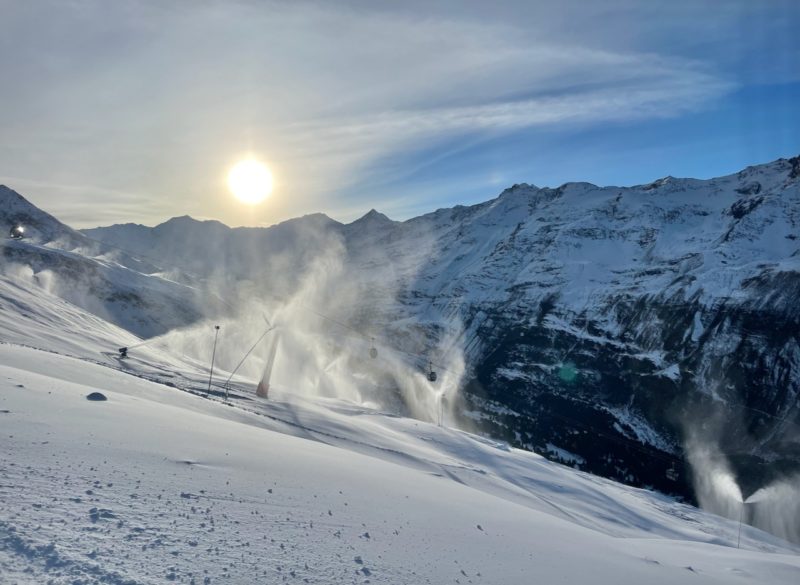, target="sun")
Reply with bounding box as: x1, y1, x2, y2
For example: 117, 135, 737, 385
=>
227, 159, 273, 204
